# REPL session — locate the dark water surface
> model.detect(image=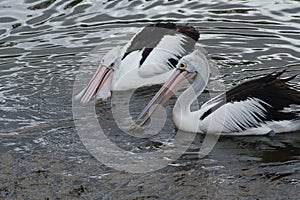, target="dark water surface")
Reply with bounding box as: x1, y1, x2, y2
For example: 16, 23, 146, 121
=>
1, 0, 300, 199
